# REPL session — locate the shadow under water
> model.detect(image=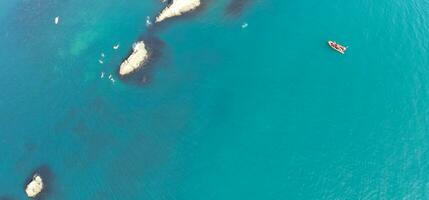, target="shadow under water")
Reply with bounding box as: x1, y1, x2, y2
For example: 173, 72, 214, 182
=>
0, 196, 14, 200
